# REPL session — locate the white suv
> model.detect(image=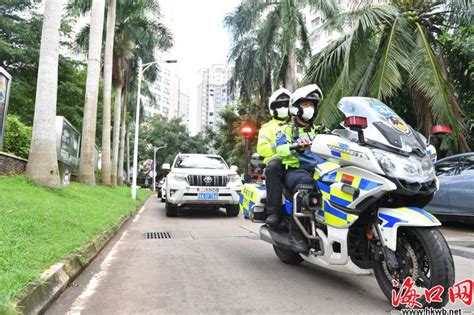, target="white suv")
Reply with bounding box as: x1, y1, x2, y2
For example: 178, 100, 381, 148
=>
164, 154, 242, 217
